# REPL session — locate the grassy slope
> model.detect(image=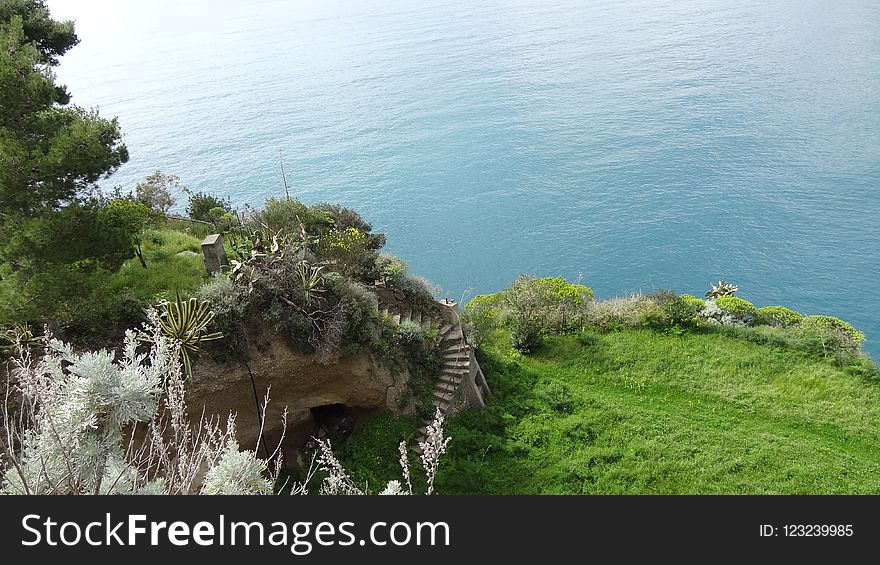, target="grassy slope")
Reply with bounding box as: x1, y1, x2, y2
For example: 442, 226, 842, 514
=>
108, 227, 208, 301
342, 329, 880, 494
